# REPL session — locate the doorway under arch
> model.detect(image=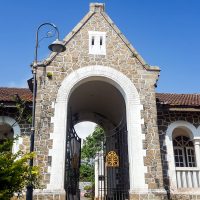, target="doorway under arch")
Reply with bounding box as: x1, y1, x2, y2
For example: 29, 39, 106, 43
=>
66, 80, 129, 199
48, 66, 146, 197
